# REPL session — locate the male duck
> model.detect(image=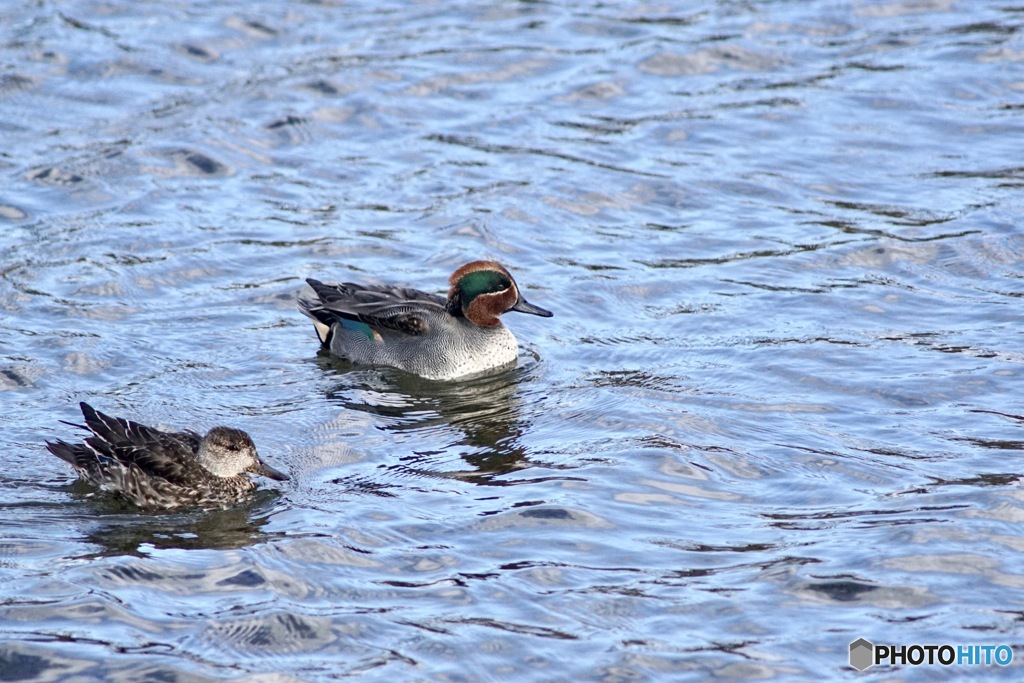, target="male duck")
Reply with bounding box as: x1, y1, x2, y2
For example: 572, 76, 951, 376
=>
298, 260, 553, 380
46, 402, 289, 511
